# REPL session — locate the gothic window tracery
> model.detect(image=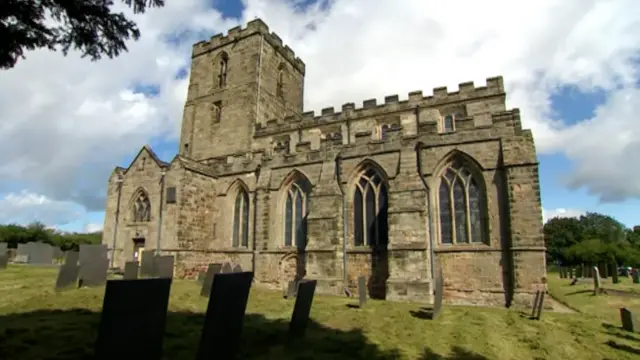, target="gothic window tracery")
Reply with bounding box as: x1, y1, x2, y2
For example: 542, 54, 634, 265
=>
232, 188, 250, 248
353, 168, 388, 247
284, 178, 310, 248
133, 192, 151, 222
443, 115, 455, 132
217, 53, 229, 88
438, 160, 487, 244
